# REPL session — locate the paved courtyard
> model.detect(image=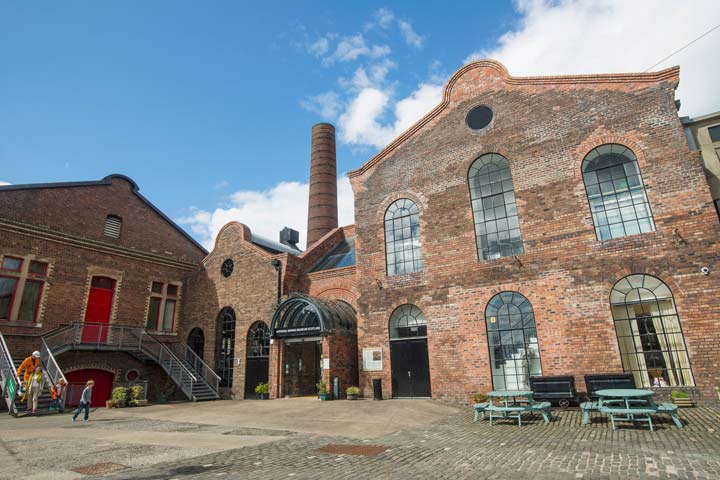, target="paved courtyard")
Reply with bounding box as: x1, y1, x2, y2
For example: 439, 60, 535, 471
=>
1, 399, 719, 479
